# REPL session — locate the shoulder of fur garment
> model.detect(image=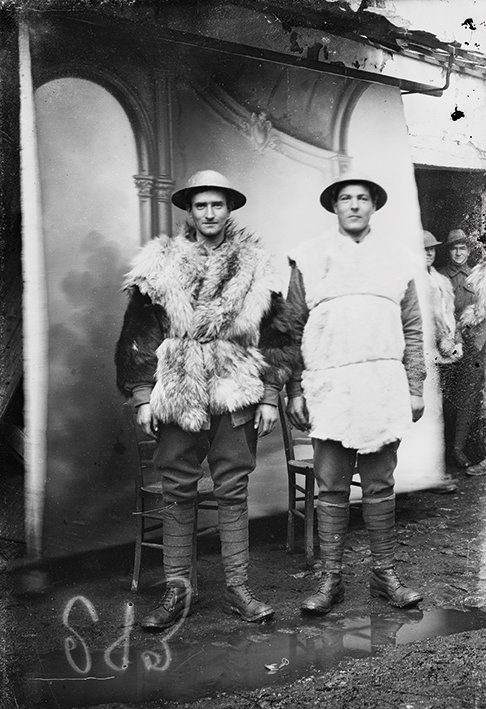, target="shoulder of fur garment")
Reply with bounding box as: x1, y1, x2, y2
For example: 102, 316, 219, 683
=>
427, 266, 457, 360
460, 261, 486, 329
